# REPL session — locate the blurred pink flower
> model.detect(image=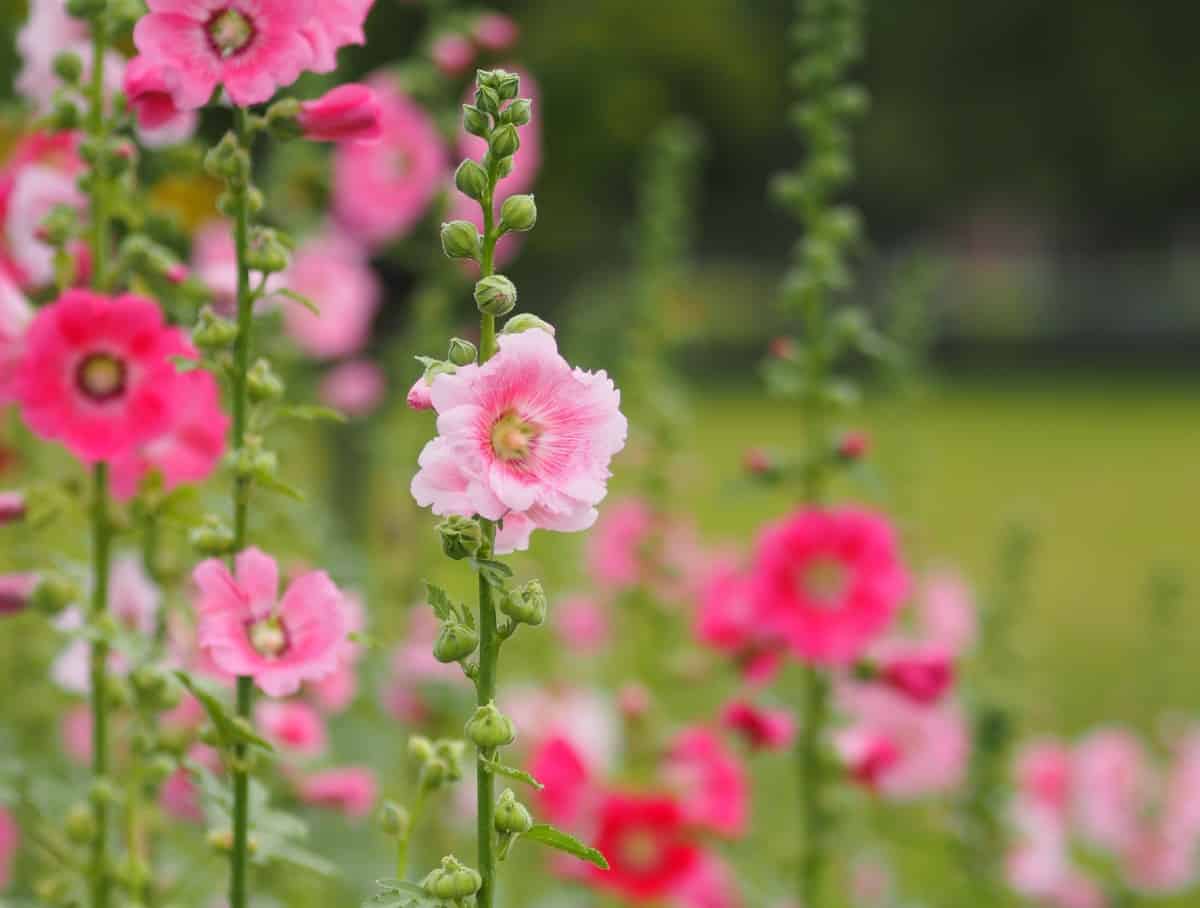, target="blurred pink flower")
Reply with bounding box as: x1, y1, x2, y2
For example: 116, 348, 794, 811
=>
192, 220, 283, 314
585, 792, 702, 902
877, 641, 955, 706
297, 767, 377, 819
0, 492, 24, 526
919, 568, 978, 655
298, 84, 383, 144
505, 685, 621, 772
1016, 740, 1074, 813
61, 704, 94, 766
0, 572, 37, 616
307, 592, 365, 713
1072, 728, 1147, 853
473, 13, 520, 52
6, 163, 85, 289
663, 727, 748, 838
283, 231, 381, 359
382, 609, 470, 722
160, 745, 221, 823
554, 595, 610, 652
530, 735, 595, 826
1122, 824, 1195, 894
0, 131, 83, 289
302, 0, 375, 73
432, 33, 475, 76
124, 56, 191, 133
720, 699, 796, 752
320, 360, 386, 418
0, 276, 32, 405
0, 804, 18, 889
256, 701, 328, 758
671, 855, 742, 908
587, 498, 654, 590
16, 0, 125, 115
